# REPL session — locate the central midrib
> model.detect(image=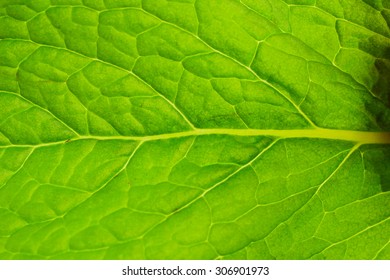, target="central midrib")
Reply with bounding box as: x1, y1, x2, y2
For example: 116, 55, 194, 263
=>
3, 128, 389, 148
80, 128, 390, 144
